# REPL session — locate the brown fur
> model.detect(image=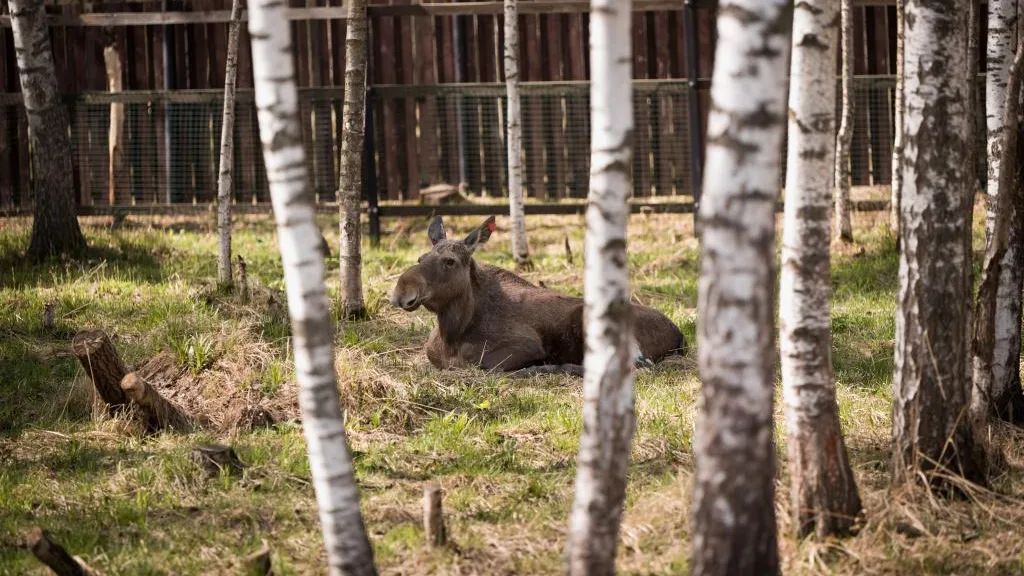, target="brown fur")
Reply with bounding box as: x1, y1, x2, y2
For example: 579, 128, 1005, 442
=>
389, 216, 686, 376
